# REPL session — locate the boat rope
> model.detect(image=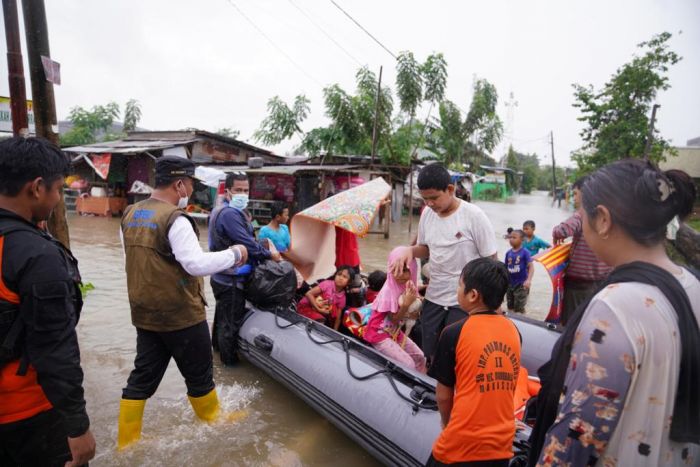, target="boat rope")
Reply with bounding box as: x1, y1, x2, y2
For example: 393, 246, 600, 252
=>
272, 307, 435, 413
